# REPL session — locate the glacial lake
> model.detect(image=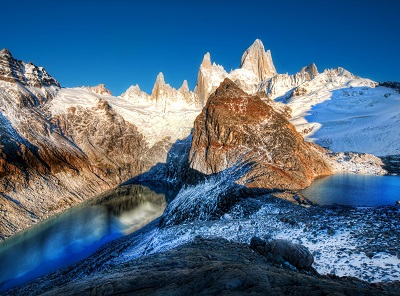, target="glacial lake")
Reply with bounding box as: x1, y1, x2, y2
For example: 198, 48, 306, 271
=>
0, 183, 178, 292
301, 173, 400, 206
